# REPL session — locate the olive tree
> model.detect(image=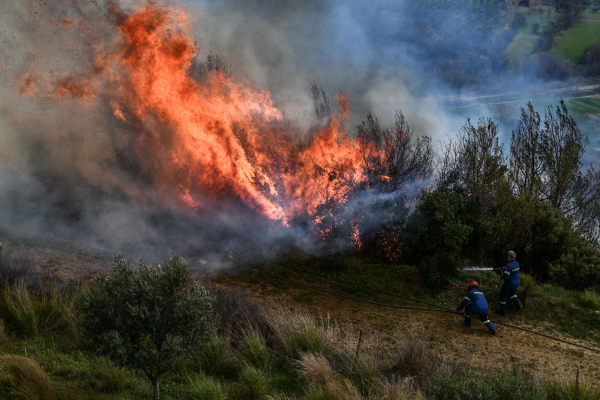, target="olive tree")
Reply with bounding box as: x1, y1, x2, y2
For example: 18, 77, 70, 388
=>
76, 252, 214, 400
